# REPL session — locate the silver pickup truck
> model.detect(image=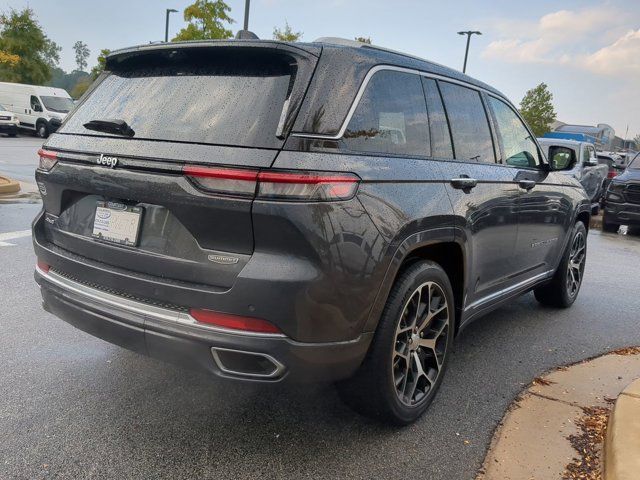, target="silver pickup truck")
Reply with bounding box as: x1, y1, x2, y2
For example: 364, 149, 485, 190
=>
538, 138, 608, 211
